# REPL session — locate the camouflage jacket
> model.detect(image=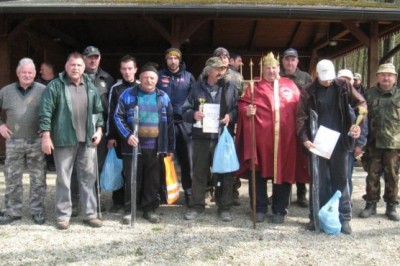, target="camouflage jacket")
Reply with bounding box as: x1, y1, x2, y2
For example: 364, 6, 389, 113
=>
365, 84, 400, 149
